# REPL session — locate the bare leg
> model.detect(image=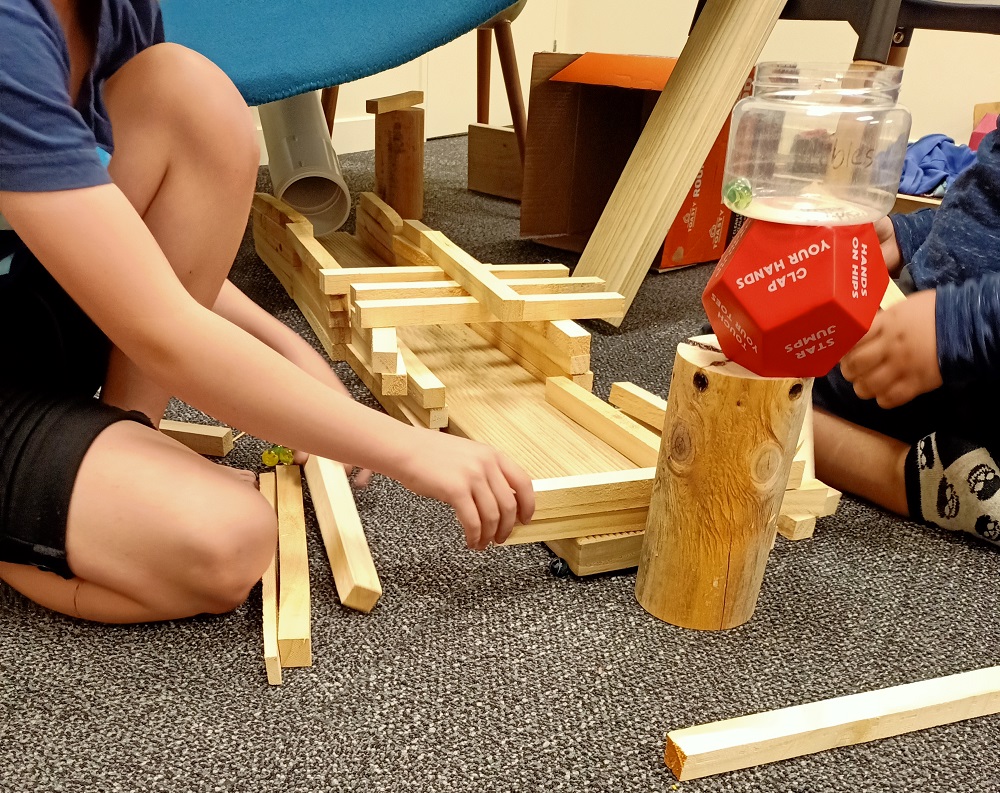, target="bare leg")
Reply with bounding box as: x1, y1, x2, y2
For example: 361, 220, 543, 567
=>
814, 406, 909, 516
0, 422, 275, 623
98, 44, 260, 423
